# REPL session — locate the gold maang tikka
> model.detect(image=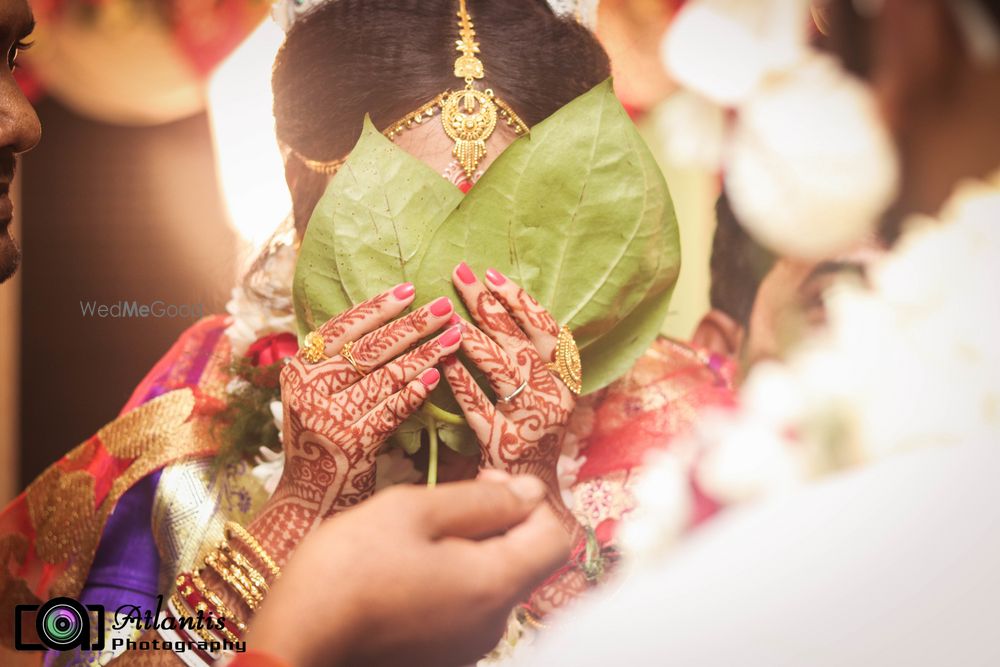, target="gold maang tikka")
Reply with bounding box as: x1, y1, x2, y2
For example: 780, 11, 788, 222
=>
441, 0, 500, 178
291, 0, 528, 179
